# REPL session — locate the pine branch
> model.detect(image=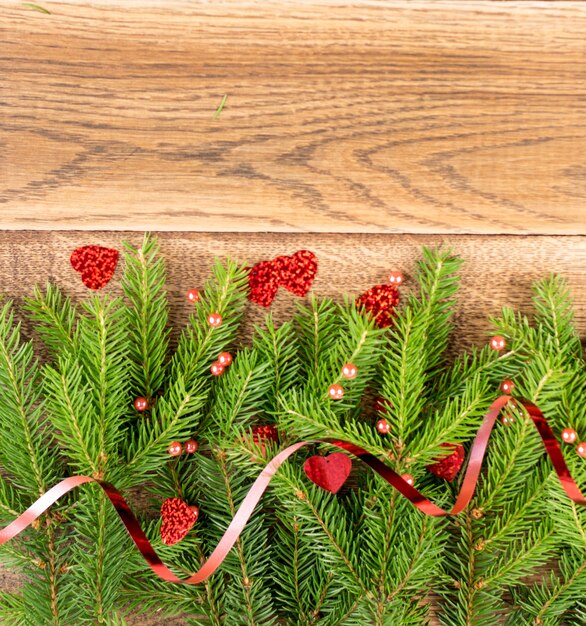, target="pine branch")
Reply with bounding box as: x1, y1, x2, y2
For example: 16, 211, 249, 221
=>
379, 247, 463, 454
0, 591, 26, 625
121, 233, 170, 400
171, 259, 249, 389
25, 283, 78, 358
0, 301, 59, 494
